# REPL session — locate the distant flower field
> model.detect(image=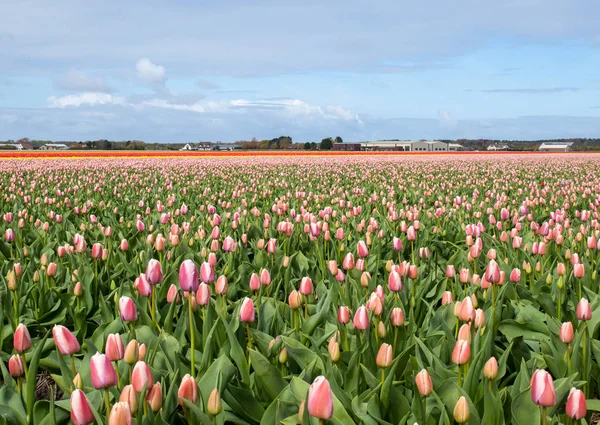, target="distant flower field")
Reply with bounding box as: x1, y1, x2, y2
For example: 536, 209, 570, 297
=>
1, 153, 600, 425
